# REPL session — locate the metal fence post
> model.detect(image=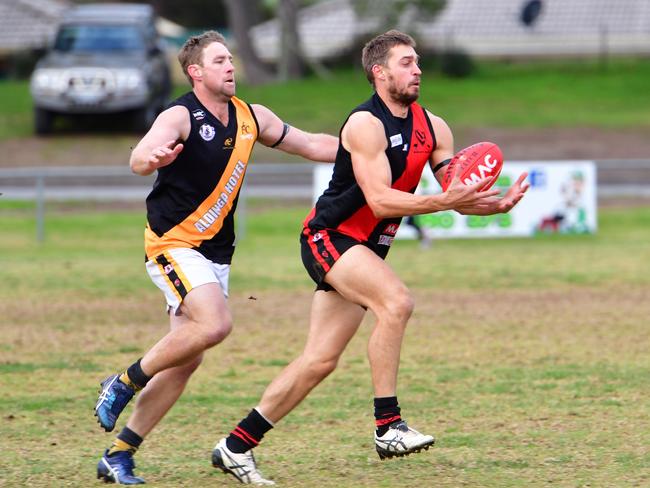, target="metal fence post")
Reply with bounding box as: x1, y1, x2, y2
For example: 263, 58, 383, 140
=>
36, 174, 45, 243
236, 184, 247, 243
